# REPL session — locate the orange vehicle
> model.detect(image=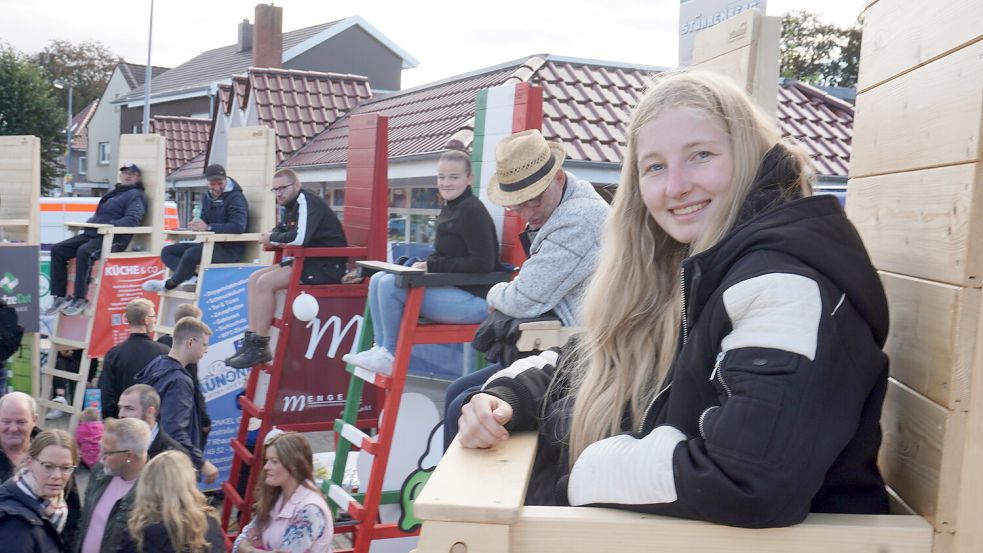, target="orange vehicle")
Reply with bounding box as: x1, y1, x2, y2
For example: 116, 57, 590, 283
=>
39, 197, 178, 249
